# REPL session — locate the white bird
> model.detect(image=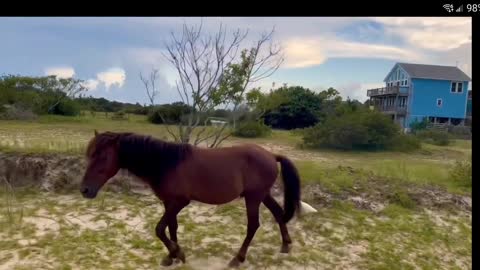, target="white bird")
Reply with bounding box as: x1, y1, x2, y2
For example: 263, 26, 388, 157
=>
276, 197, 317, 215
300, 200, 317, 214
